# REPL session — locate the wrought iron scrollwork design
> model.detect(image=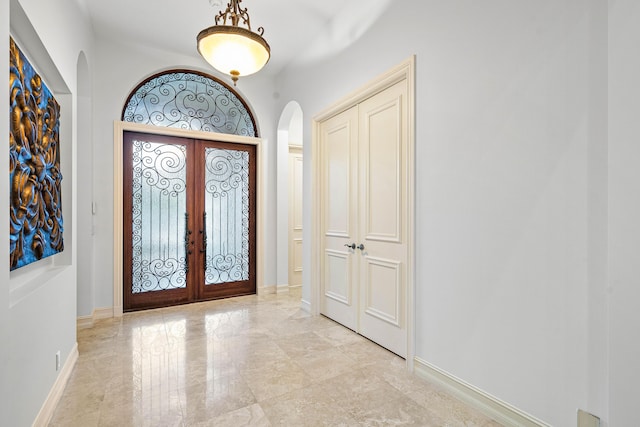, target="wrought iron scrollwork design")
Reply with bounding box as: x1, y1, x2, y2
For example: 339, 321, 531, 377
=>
203, 148, 250, 284
131, 140, 187, 294
122, 70, 257, 137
